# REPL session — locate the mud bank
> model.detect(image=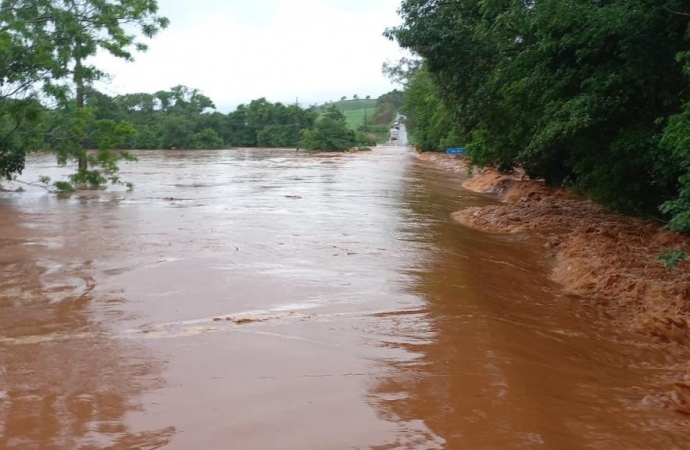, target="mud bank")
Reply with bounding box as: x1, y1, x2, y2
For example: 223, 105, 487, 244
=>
417, 151, 690, 414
